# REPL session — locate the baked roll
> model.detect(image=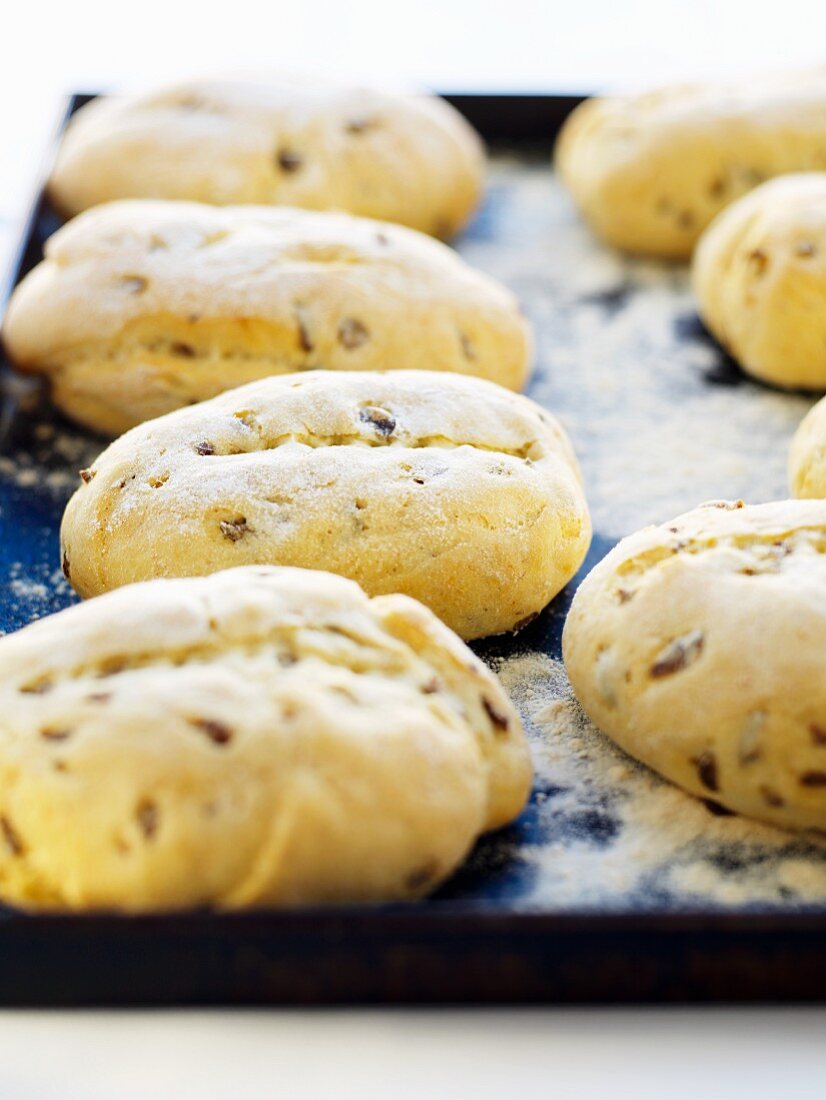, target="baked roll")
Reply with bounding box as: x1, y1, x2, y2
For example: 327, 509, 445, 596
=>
557, 70, 826, 259
564, 499, 826, 832
60, 370, 591, 641
0, 565, 530, 911
3, 200, 531, 435
48, 76, 484, 238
